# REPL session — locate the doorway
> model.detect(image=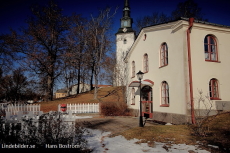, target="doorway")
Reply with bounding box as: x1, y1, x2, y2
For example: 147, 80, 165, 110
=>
141, 85, 153, 118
